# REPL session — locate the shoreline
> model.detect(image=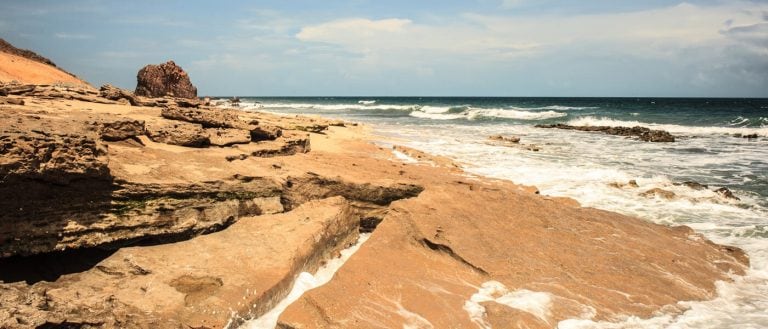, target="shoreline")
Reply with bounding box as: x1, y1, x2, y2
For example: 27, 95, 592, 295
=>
0, 85, 751, 328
